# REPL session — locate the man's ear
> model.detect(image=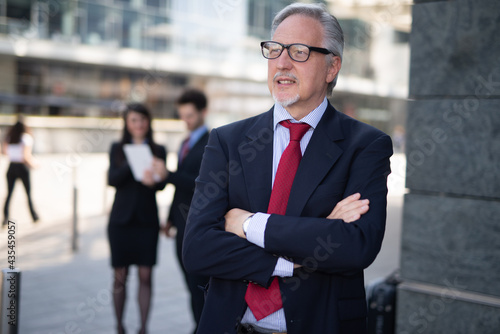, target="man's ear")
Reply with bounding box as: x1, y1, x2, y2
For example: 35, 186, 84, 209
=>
326, 56, 342, 84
